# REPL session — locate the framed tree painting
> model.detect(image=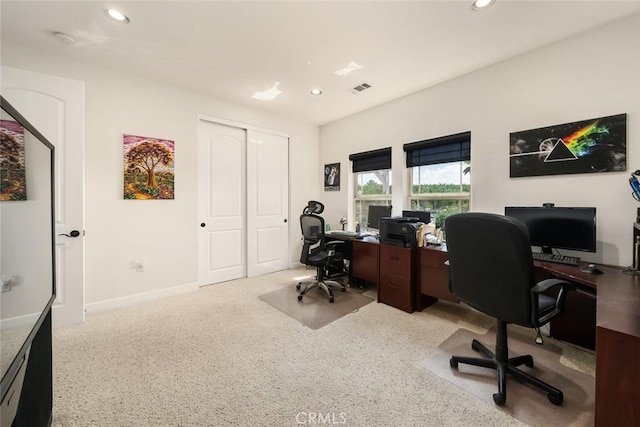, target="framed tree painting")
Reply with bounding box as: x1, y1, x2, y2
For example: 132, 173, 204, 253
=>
0, 119, 27, 200
324, 162, 340, 191
123, 134, 175, 199
509, 113, 626, 178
